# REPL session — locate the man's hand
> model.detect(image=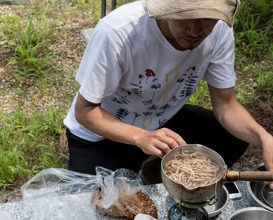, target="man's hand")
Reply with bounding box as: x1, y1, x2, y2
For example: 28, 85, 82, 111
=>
262, 133, 273, 189
133, 128, 186, 158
